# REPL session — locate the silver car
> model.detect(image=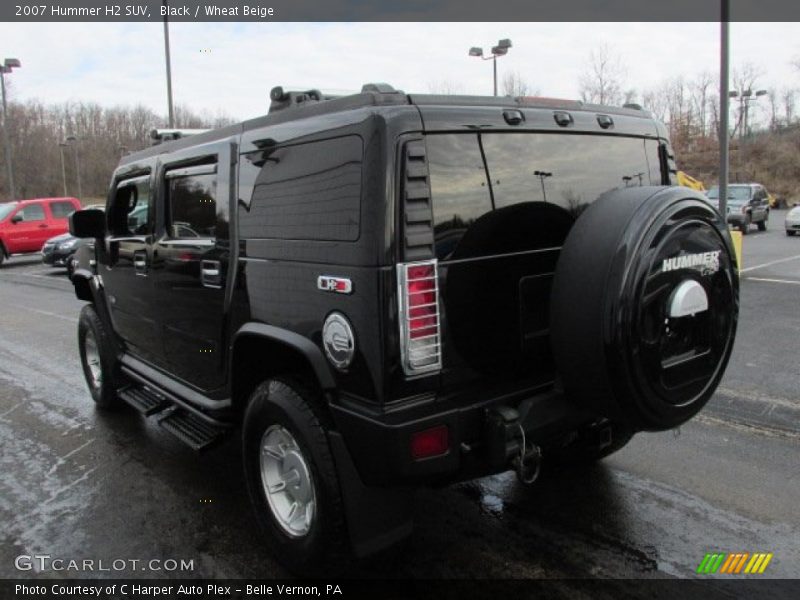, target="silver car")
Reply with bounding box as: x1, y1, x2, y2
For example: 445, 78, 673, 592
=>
706, 184, 770, 235
785, 206, 800, 236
